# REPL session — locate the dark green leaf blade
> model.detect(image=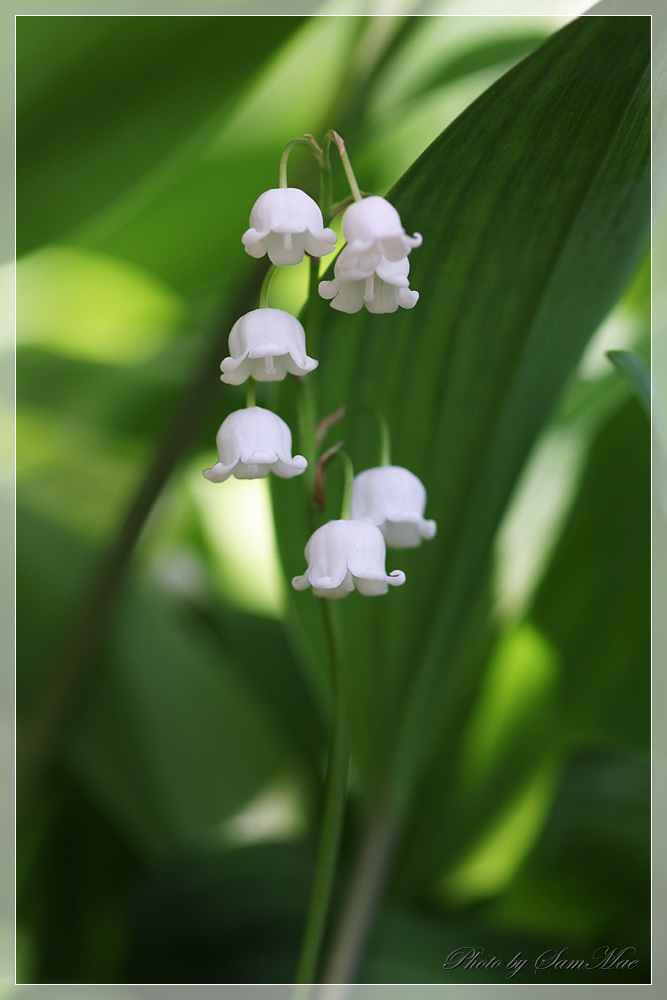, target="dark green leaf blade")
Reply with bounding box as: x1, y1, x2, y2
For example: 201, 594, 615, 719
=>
273, 15, 651, 811
607, 349, 651, 418
530, 397, 650, 749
